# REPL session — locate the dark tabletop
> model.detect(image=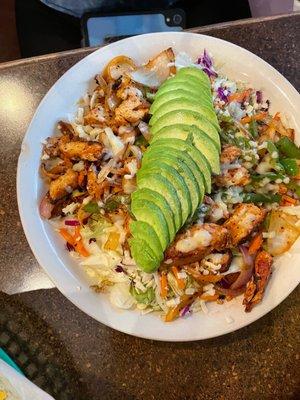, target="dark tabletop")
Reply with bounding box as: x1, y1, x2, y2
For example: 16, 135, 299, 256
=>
0, 13, 299, 400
